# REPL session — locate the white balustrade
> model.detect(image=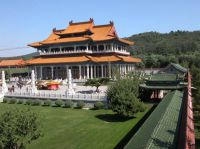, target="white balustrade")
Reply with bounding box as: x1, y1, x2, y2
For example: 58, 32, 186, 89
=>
40, 49, 129, 55
5, 91, 106, 101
